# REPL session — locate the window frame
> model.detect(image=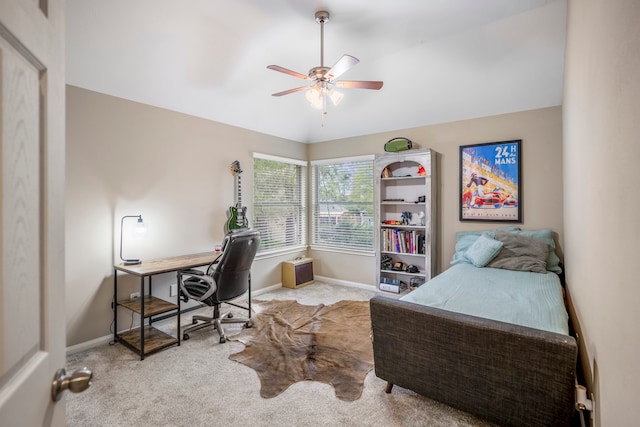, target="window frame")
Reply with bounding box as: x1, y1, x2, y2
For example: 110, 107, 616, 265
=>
252, 153, 308, 256
310, 155, 375, 254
